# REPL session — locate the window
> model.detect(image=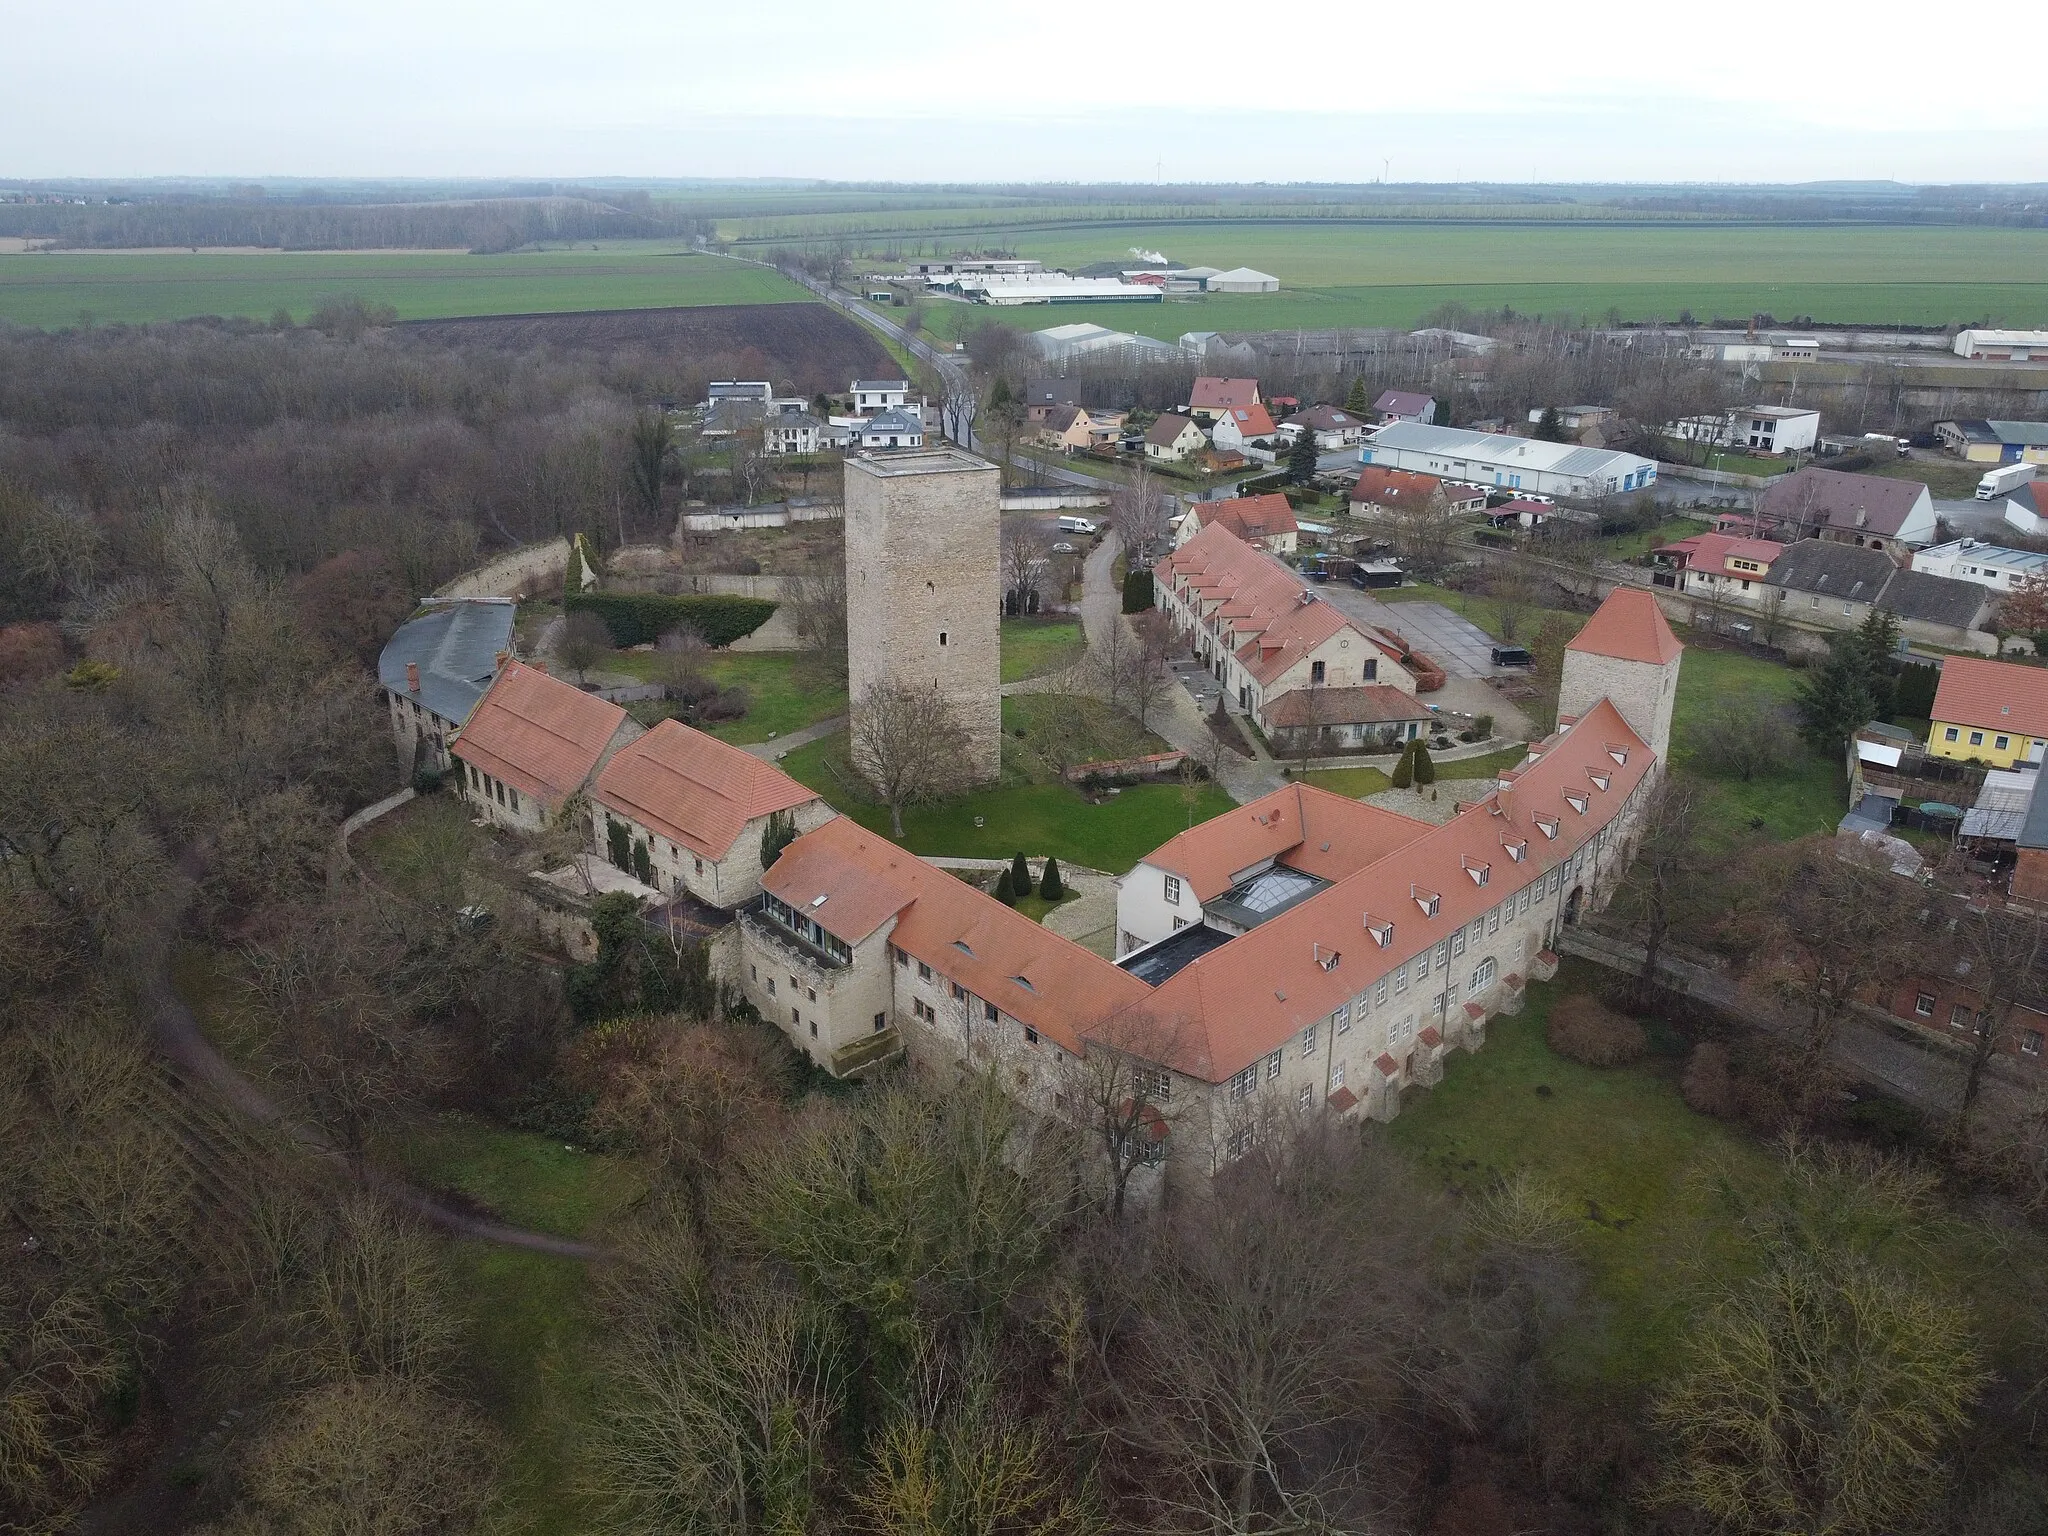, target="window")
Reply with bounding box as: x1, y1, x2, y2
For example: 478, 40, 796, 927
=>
938, 631, 948, 646
1416, 950, 1431, 979
508, 787, 520, 812
1914, 992, 1935, 1018
1024, 1027, 1040, 1046
1331, 1063, 1345, 1090
1945, 727, 1959, 742
1163, 874, 1182, 905
767, 978, 776, 995
1266, 1050, 1283, 1080
1374, 979, 1388, 1006
1951, 1003, 1973, 1029
1472, 957, 1497, 991
1229, 1063, 1259, 1099
1488, 907, 1500, 935
1970, 732, 1984, 746
1172, 916, 1188, 930
1394, 964, 1408, 994
1334, 1002, 1350, 1033
1451, 930, 1466, 958
1298, 1084, 1314, 1113
895, 946, 909, 966
2025, 1031, 2044, 1057
918, 961, 933, 982
874, 1012, 886, 1033
1435, 941, 1450, 968
1302, 1023, 1318, 1056
1997, 735, 2011, 751
1135, 1066, 1172, 1101
1364, 658, 1377, 680
1226, 1124, 1257, 1161
791, 1007, 800, 1025
984, 1001, 998, 1022
951, 982, 966, 1001
1310, 659, 1325, 683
